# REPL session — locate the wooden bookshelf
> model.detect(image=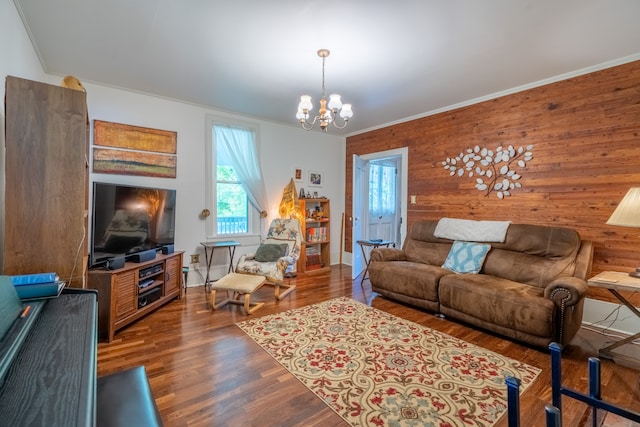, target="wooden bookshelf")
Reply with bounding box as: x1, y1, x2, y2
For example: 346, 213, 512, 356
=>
298, 198, 330, 274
